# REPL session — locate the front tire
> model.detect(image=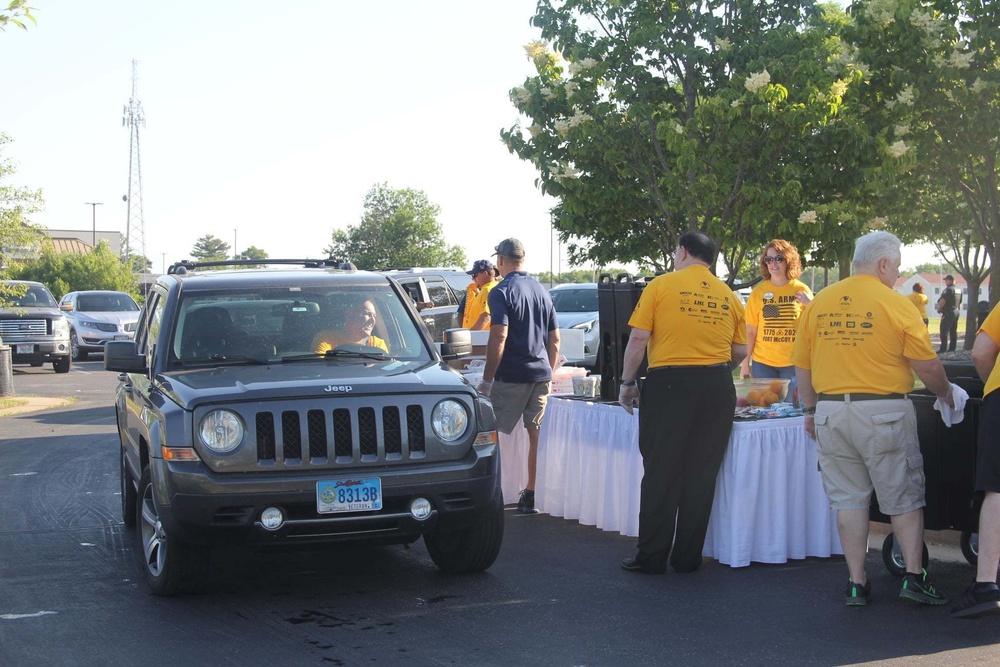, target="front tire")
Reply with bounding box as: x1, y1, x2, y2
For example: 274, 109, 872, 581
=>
70, 330, 88, 361
136, 467, 209, 596
424, 496, 504, 573
881, 532, 930, 577
961, 530, 979, 566
53, 356, 70, 373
